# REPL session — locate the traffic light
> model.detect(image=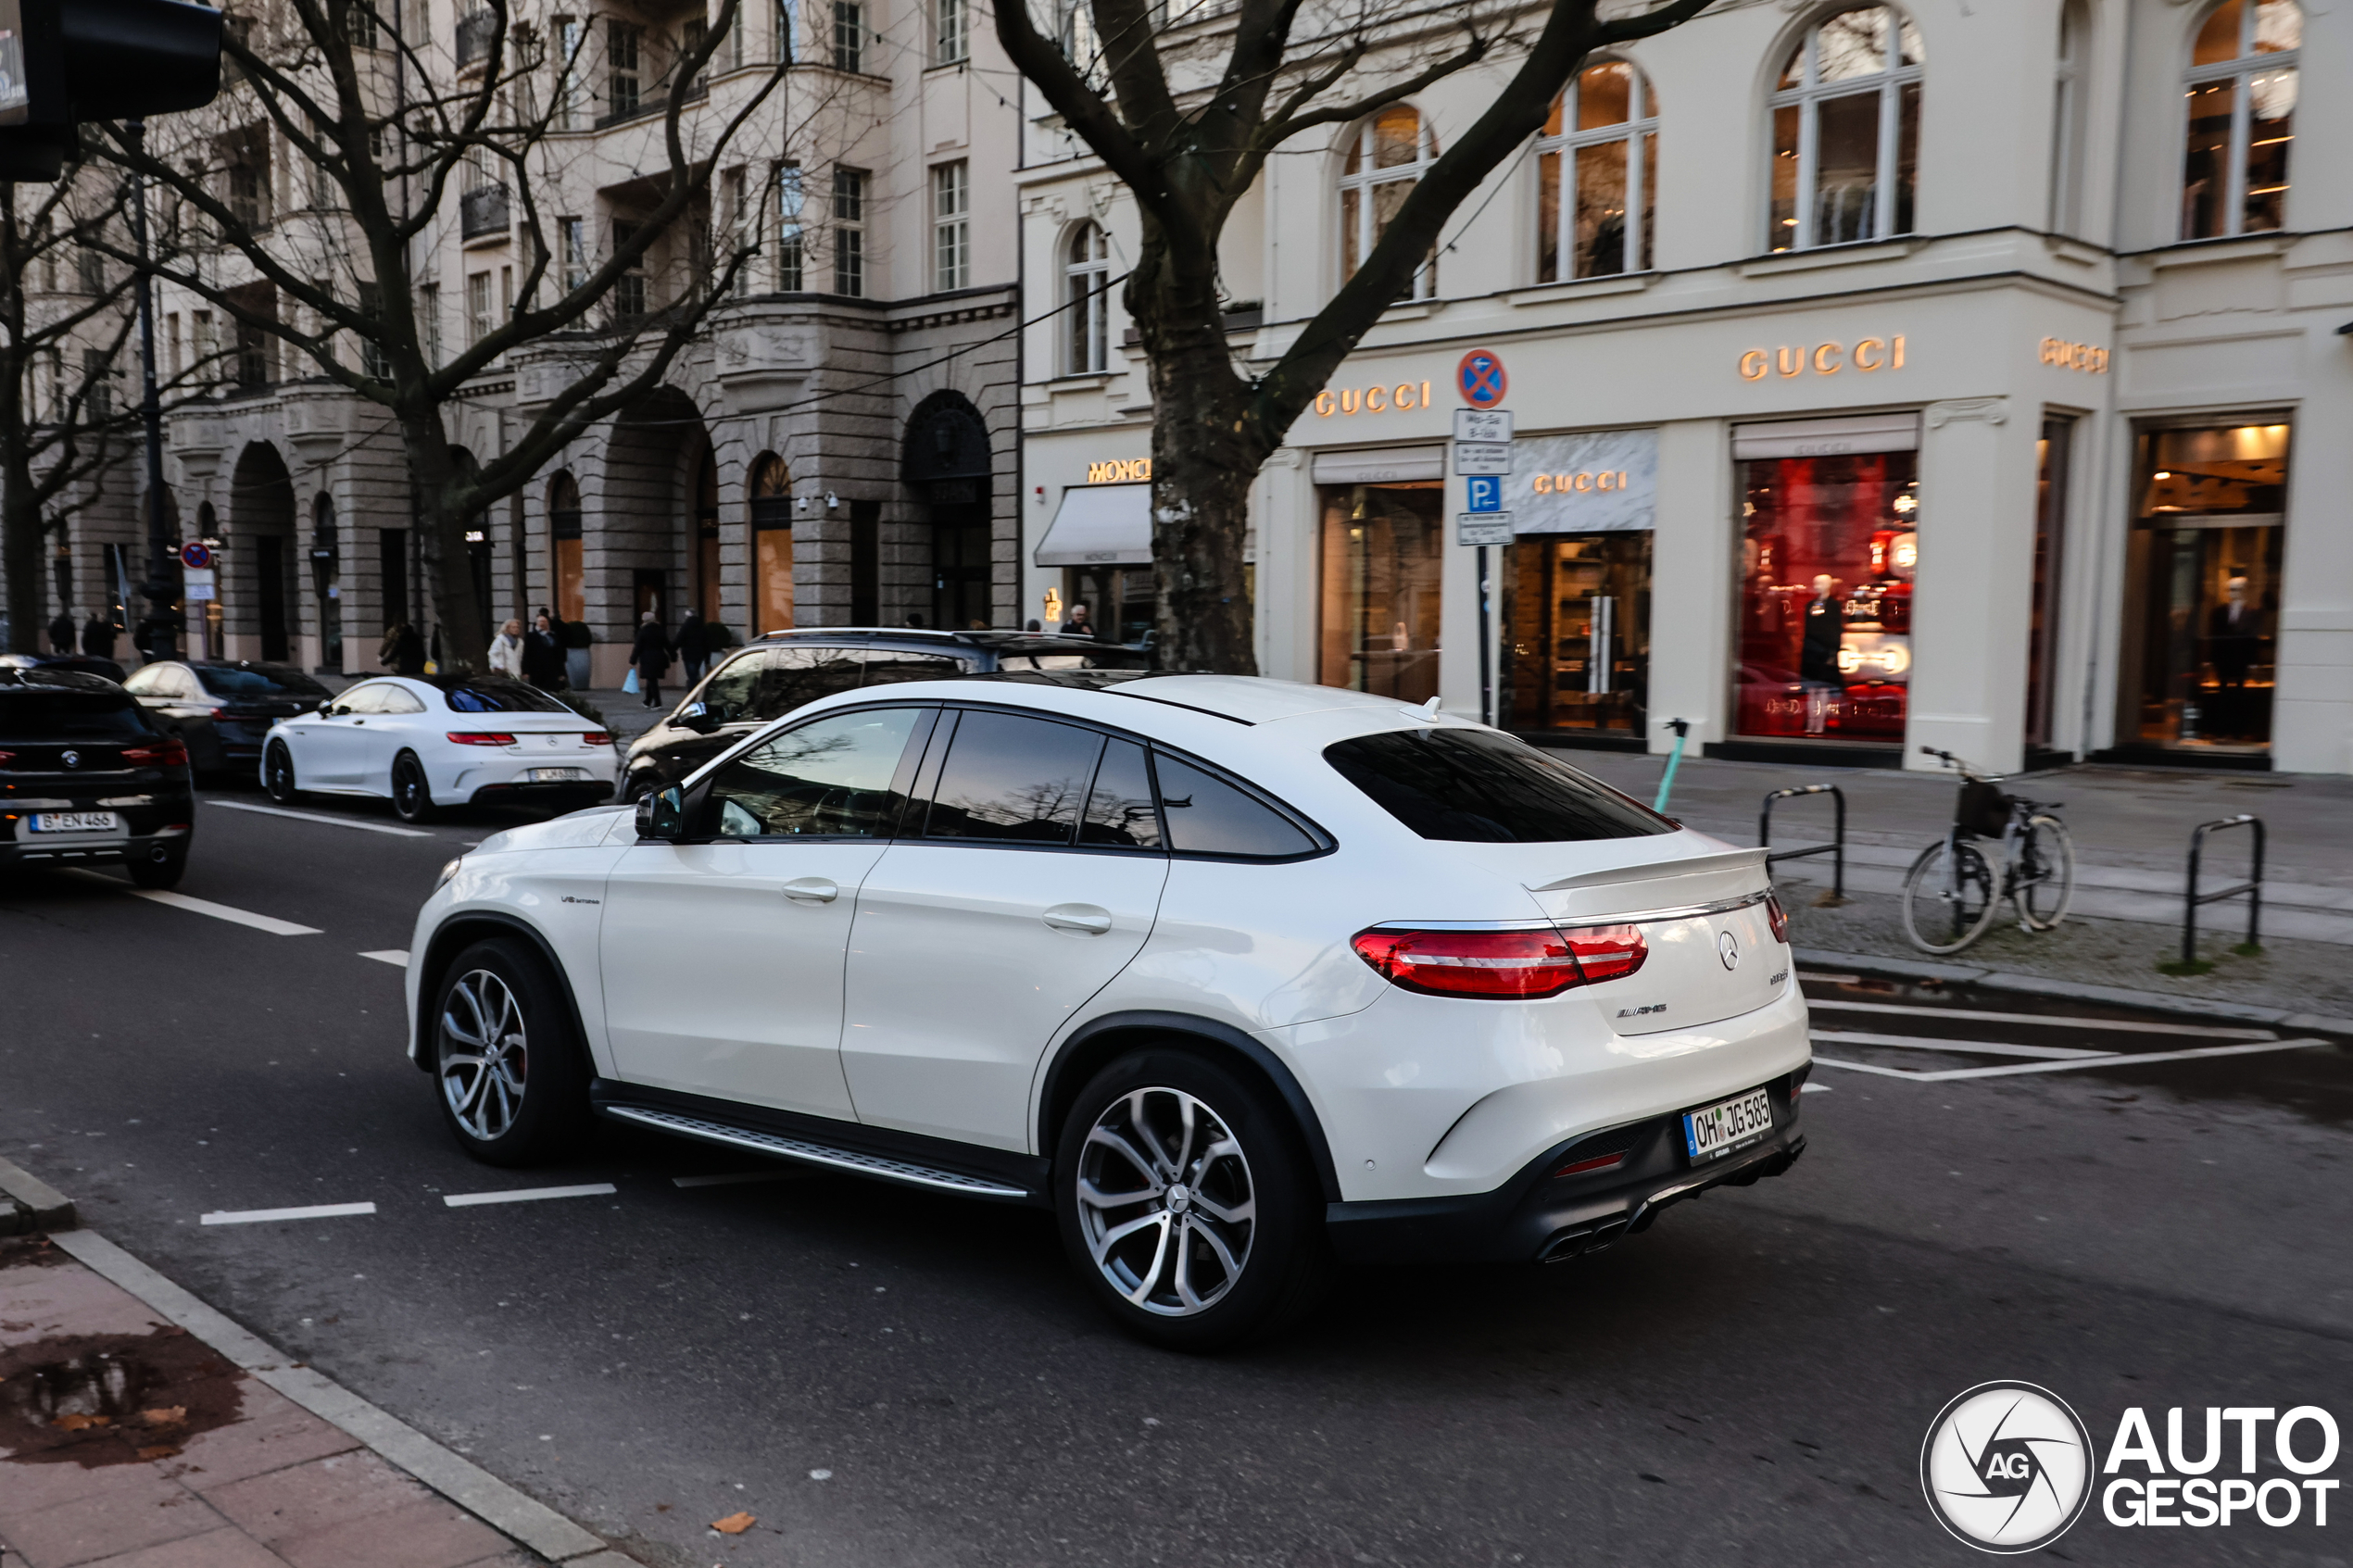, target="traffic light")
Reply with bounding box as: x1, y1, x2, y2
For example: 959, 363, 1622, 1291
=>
0, 0, 221, 181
